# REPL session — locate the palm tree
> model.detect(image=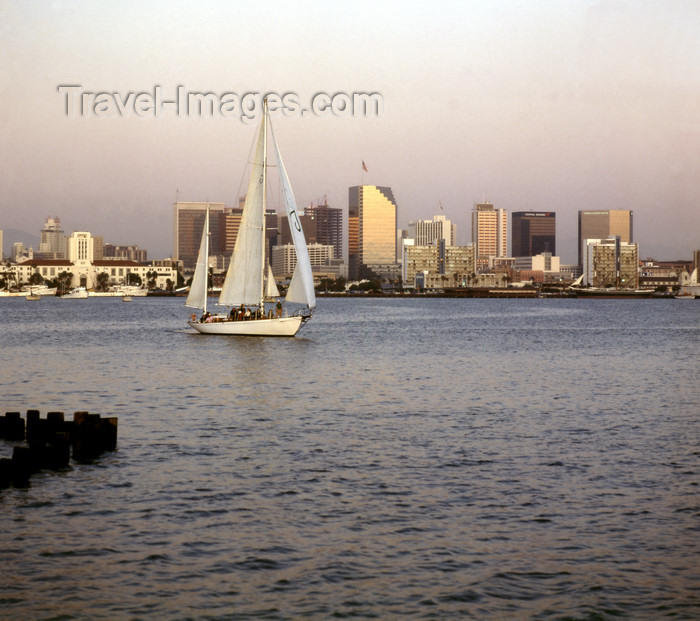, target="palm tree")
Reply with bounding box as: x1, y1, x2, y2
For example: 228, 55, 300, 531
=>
56, 271, 73, 295
96, 272, 110, 292
146, 270, 158, 290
